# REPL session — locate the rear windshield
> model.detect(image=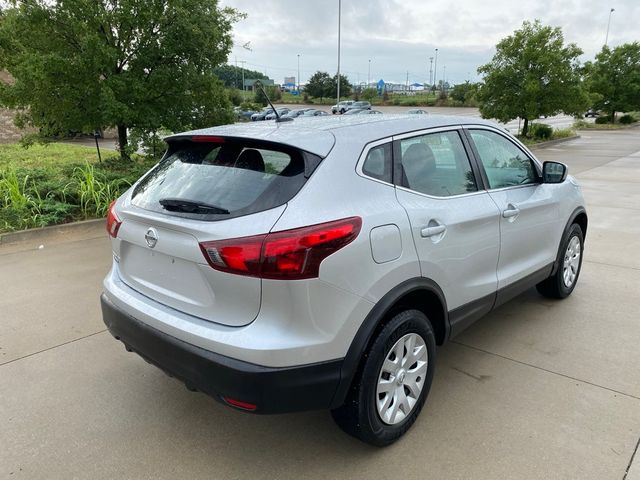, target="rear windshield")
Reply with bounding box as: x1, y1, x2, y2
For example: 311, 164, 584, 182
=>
131, 139, 320, 220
